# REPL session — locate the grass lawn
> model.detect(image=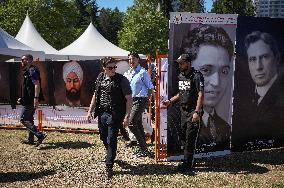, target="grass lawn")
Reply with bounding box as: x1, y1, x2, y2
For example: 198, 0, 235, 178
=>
0, 129, 283, 187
